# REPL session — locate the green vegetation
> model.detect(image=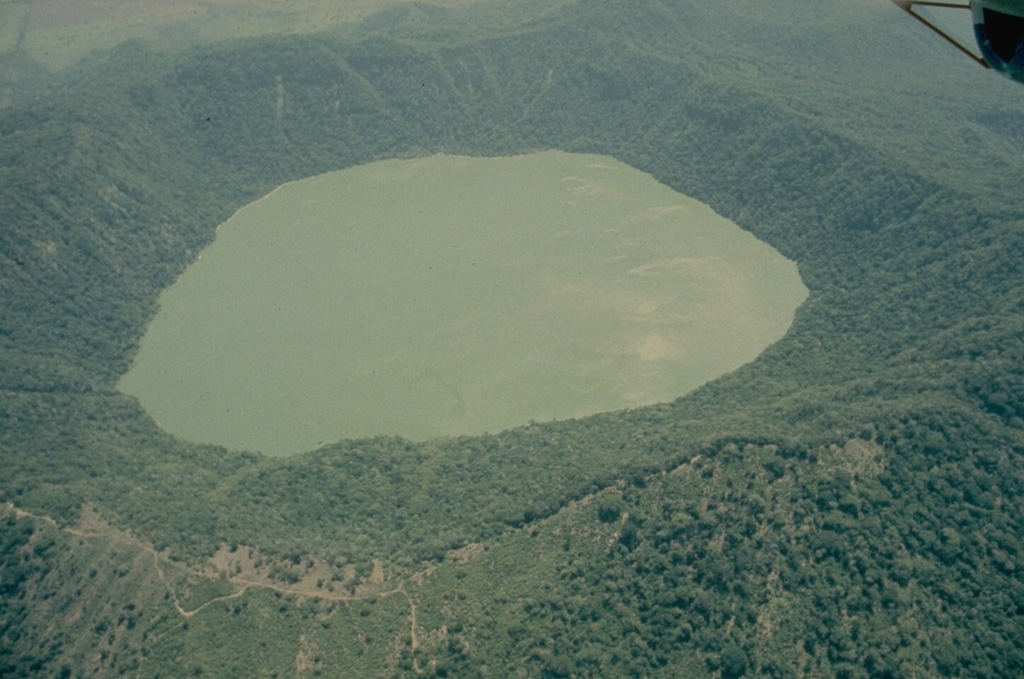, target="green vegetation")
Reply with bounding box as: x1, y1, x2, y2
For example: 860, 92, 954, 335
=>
20, 0, 482, 71
119, 151, 804, 455
2, 0, 1024, 676
0, 1, 30, 55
